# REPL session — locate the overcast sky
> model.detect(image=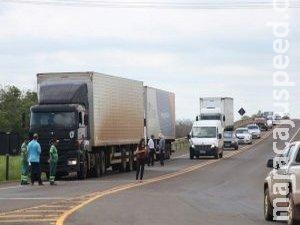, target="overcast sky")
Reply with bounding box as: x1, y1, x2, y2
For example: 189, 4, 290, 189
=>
0, 1, 299, 120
